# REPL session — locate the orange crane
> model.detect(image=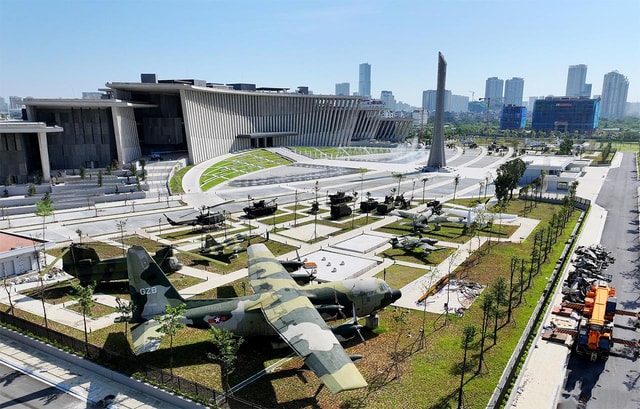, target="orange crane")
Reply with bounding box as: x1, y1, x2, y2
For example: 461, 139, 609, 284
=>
558, 283, 639, 361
